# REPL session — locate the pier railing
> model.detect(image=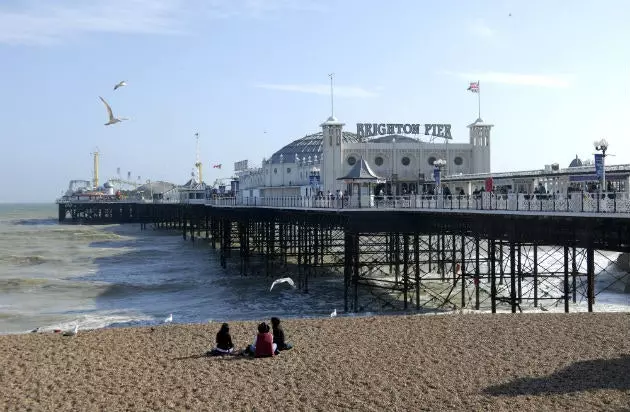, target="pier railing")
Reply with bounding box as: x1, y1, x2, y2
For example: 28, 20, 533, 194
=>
208, 192, 630, 214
